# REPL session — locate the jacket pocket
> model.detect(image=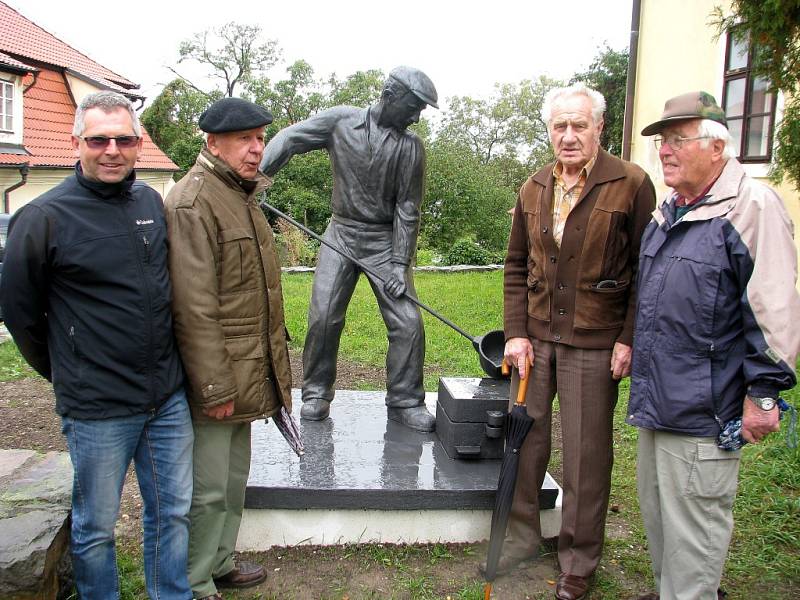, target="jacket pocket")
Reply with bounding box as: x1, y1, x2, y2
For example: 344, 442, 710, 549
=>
649, 337, 715, 429
573, 280, 631, 330
218, 228, 257, 294
526, 276, 550, 321
659, 255, 721, 343
224, 335, 273, 417
584, 204, 629, 282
